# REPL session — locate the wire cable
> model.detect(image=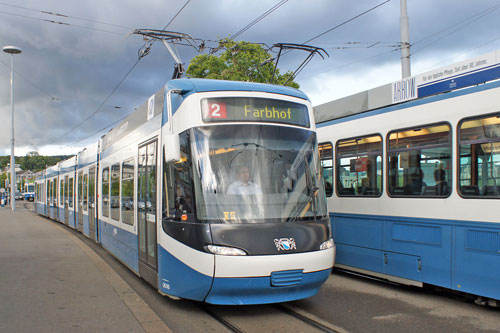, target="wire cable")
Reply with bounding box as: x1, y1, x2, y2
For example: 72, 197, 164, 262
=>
0, 9, 124, 36
232, 0, 288, 40
49, 58, 141, 144
0, 59, 59, 101
58, 0, 192, 147
0, 1, 131, 30
411, 3, 500, 47
302, 0, 391, 45
67, 111, 132, 147
411, 3, 500, 56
